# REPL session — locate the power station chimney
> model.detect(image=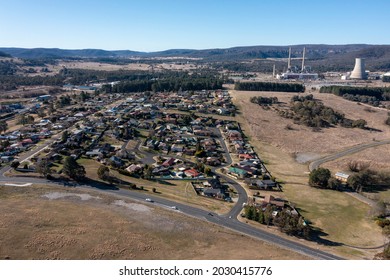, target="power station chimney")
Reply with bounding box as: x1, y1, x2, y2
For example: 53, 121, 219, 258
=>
301, 47, 306, 72
350, 58, 367, 80
273, 64, 276, 78
287, 47, 291, 70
